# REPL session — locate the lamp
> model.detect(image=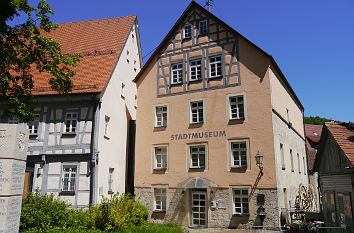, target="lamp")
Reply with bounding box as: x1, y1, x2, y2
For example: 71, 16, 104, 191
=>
255, 151, 263, 174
